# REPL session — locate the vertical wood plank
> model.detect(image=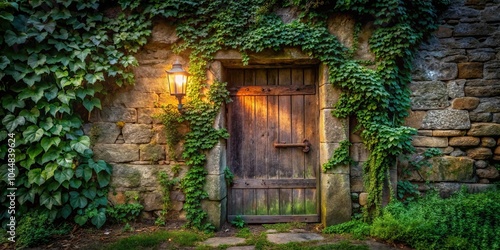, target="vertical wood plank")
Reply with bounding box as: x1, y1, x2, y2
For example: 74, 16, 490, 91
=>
241, 96, 255, 179
228, 96, 243, 178
292, 189, 305, 214
255, 189, 268, 215
278, 69, 292, 179
243, 189, 256, 215
304, 68, 318, 179
291, 68, 305, 179
305, 189, 317, 214
255, 69, 267, 86
232, 189, 244, 215
280, 189, 293, 215
268, 189, 280, 215
267, 97, 279, 179
244, 69, 255, 86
